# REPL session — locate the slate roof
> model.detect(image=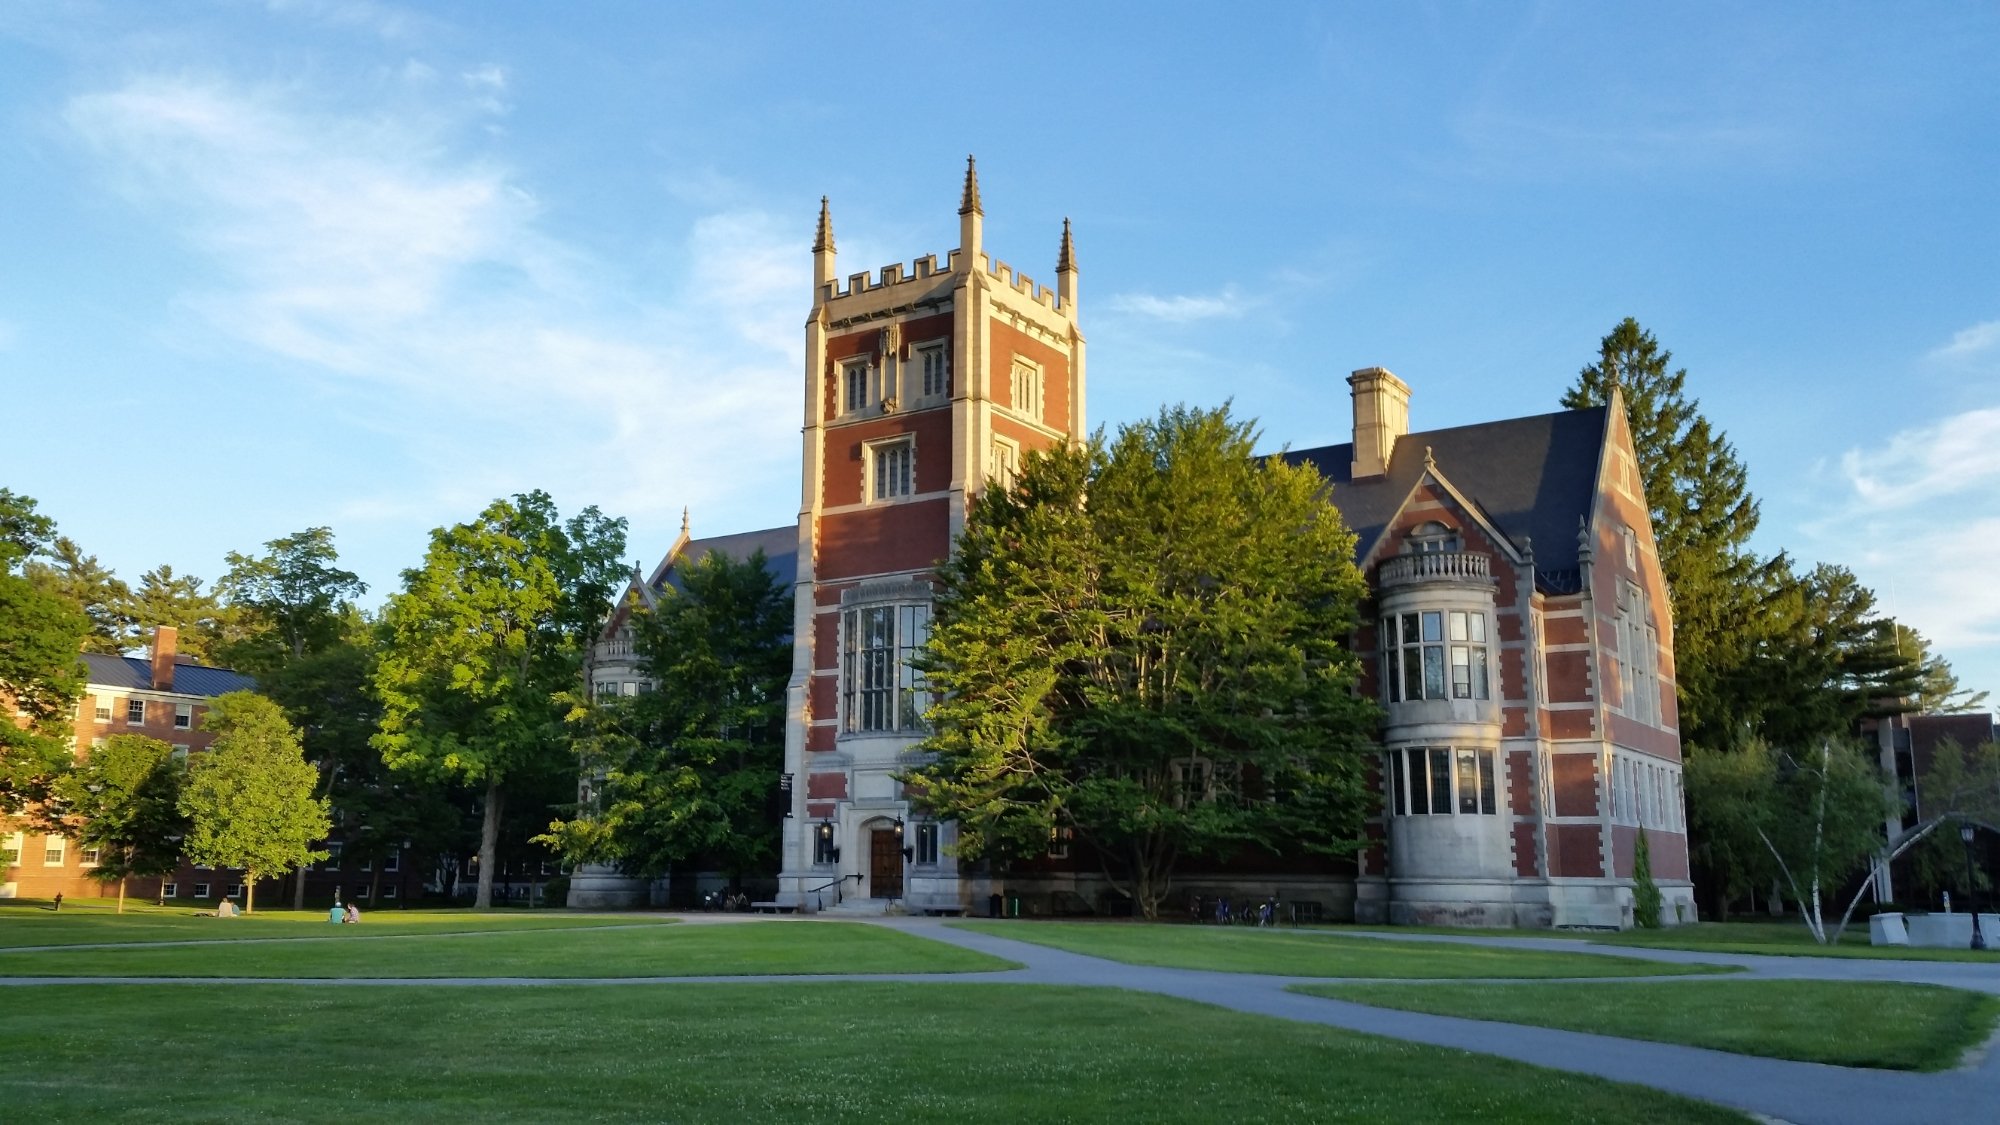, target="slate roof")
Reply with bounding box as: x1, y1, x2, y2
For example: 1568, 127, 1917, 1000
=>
655, 525, 798, 594
1278, 405, 1610, 594
81, 652, 257, 697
